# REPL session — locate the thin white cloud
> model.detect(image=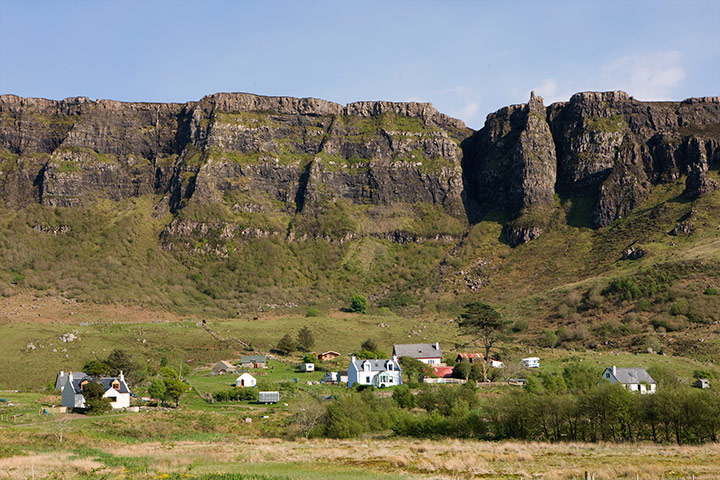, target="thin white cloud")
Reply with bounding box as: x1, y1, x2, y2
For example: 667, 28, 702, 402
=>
602, 51, 685, 100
